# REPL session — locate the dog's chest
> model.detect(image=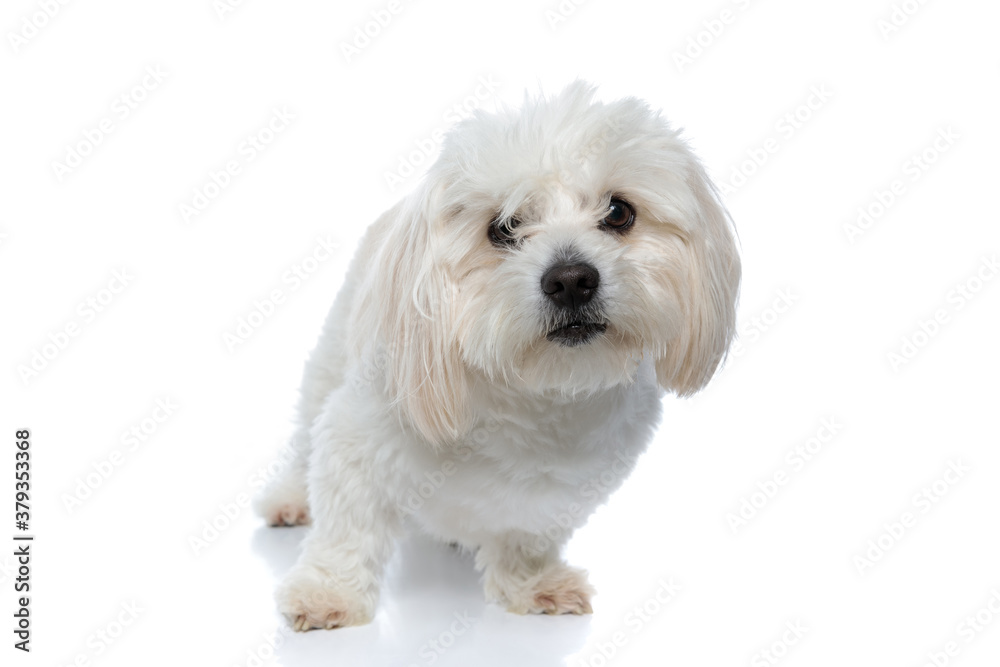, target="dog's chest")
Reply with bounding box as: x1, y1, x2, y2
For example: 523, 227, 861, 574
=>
397, 370, 663, 540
